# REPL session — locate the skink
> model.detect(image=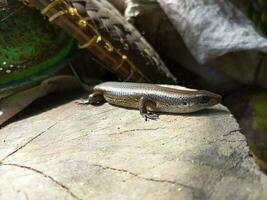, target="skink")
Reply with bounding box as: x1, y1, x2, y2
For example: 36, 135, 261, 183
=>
82, 82, 222, 120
